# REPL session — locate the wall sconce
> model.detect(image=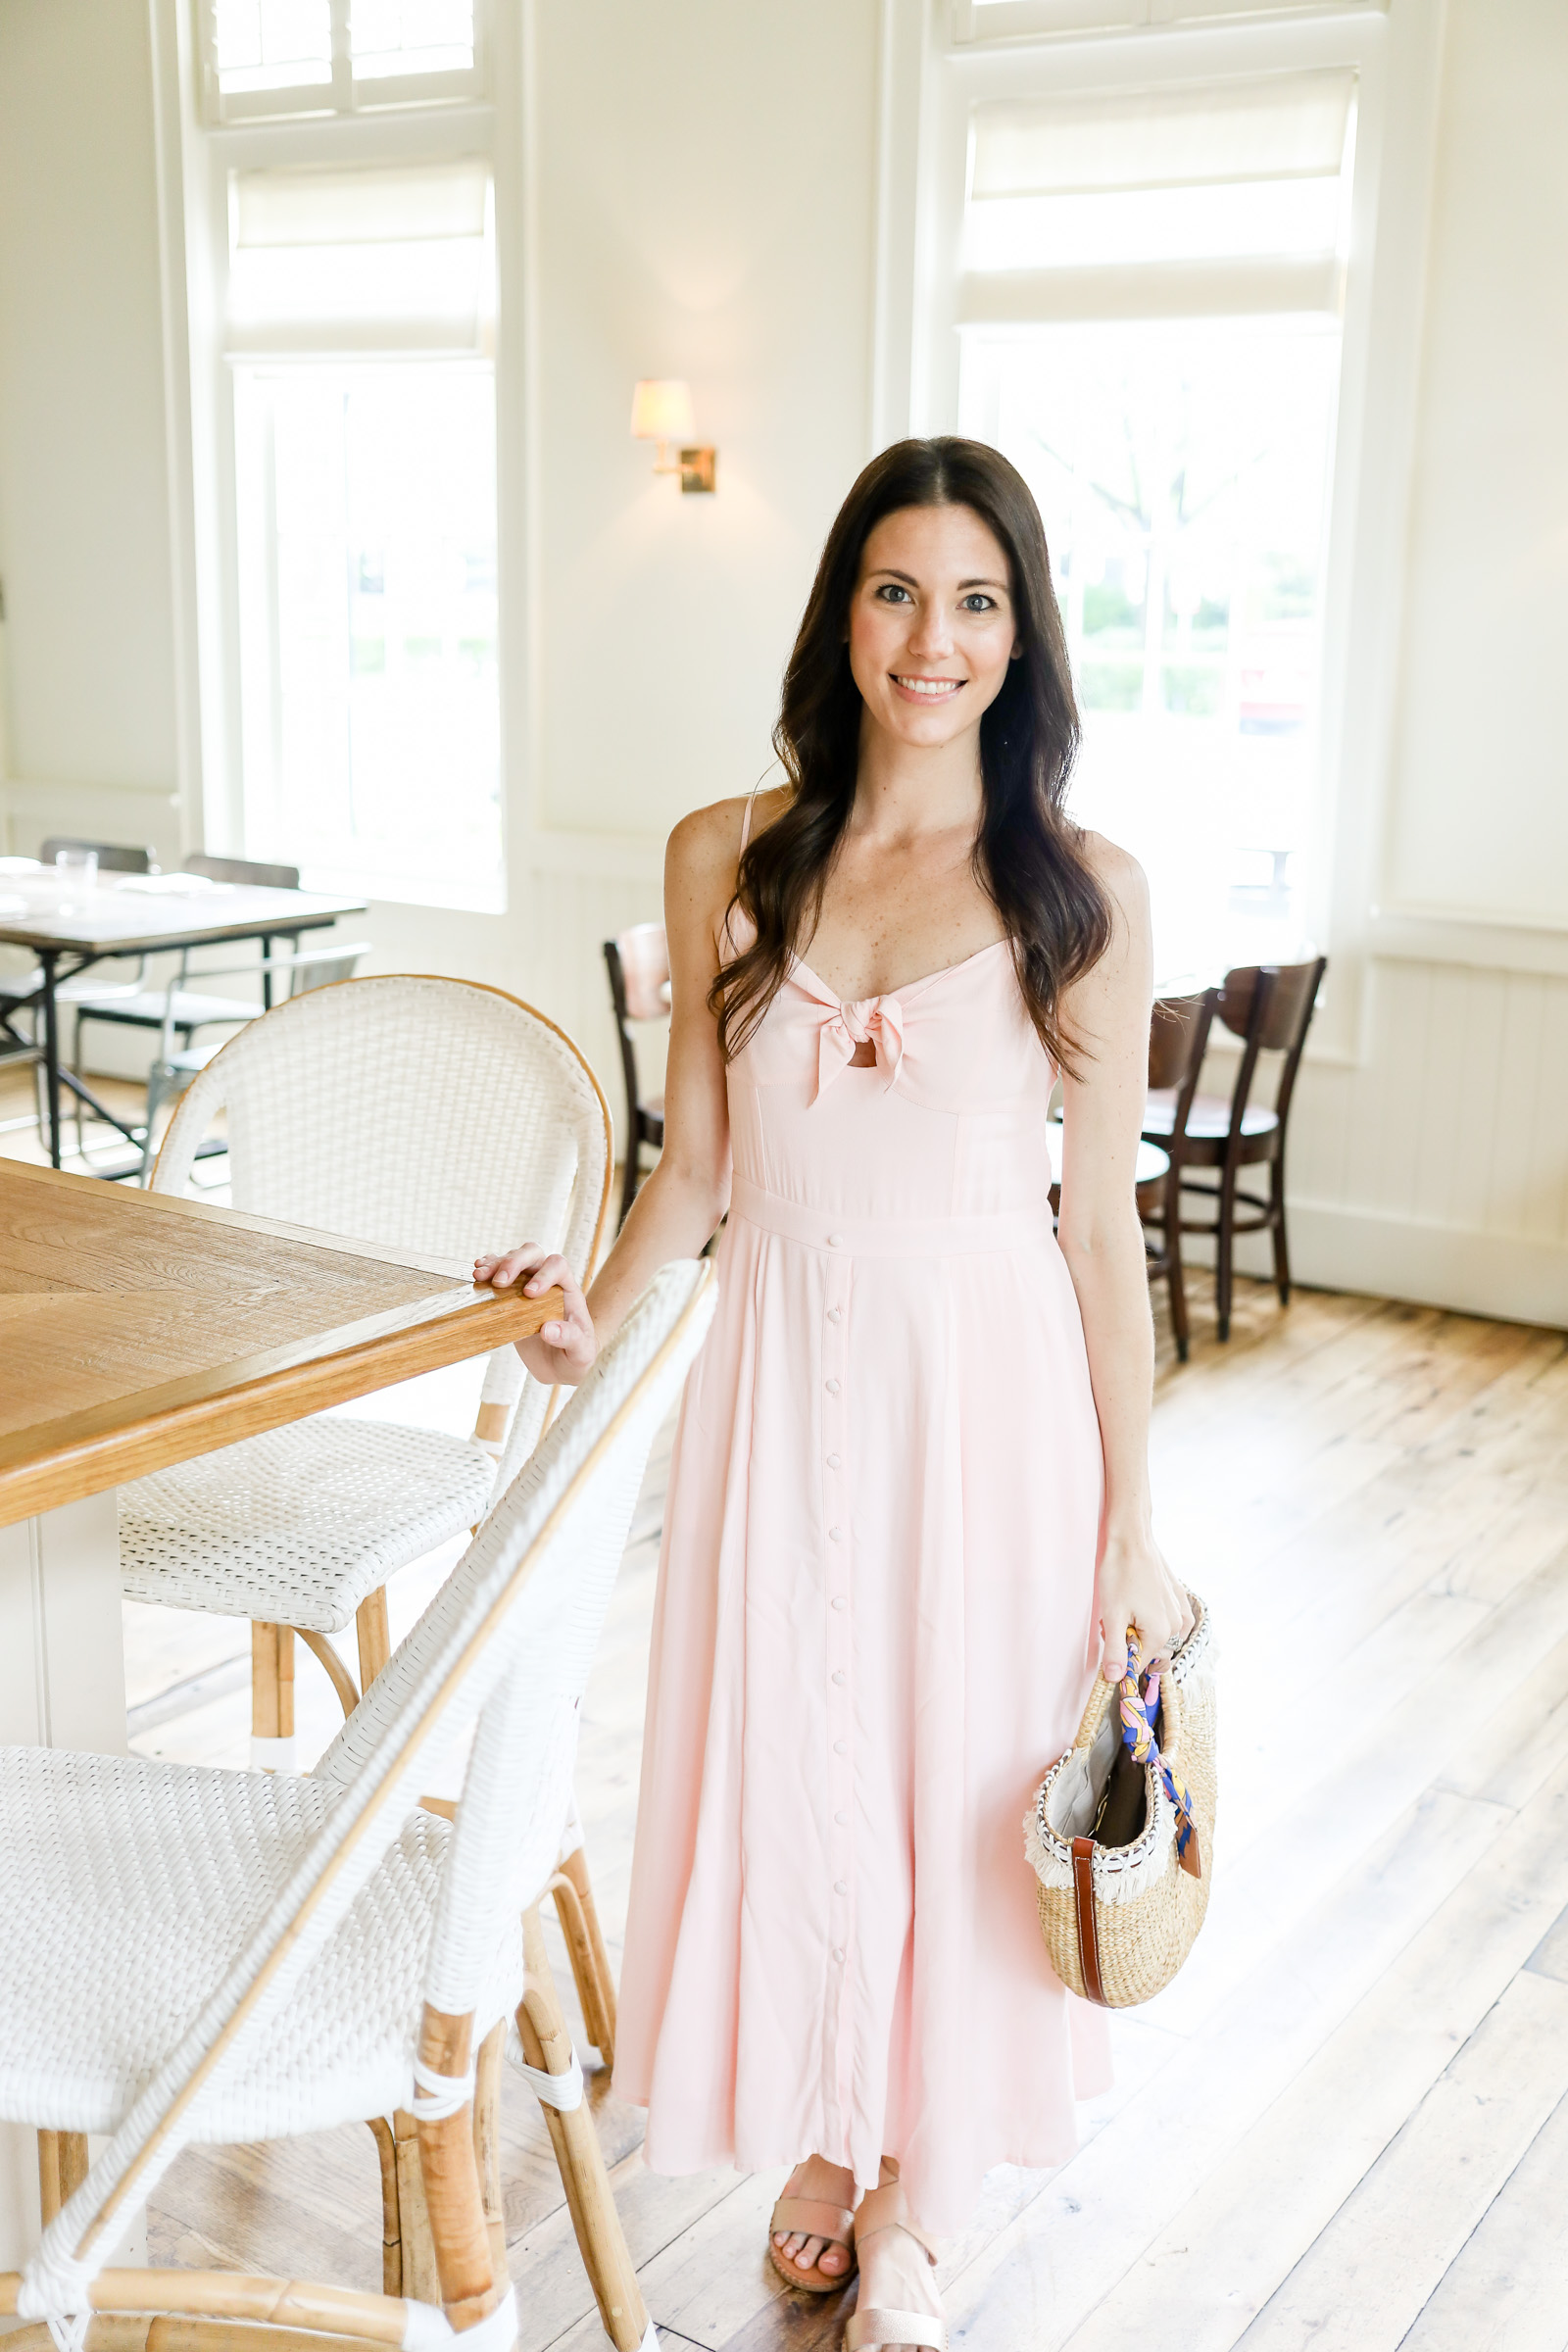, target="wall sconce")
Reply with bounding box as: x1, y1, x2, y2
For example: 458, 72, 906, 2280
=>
630, 378, 716, 494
